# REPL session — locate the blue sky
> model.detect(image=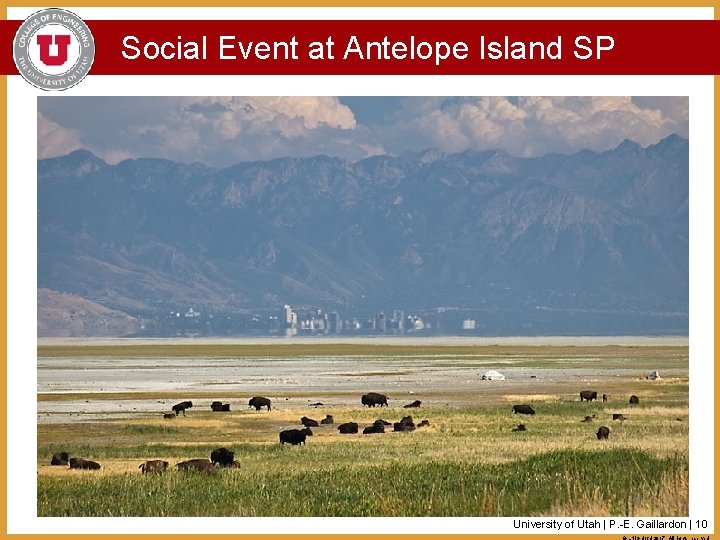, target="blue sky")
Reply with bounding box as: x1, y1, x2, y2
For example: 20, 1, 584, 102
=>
38, 96, 688, 167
